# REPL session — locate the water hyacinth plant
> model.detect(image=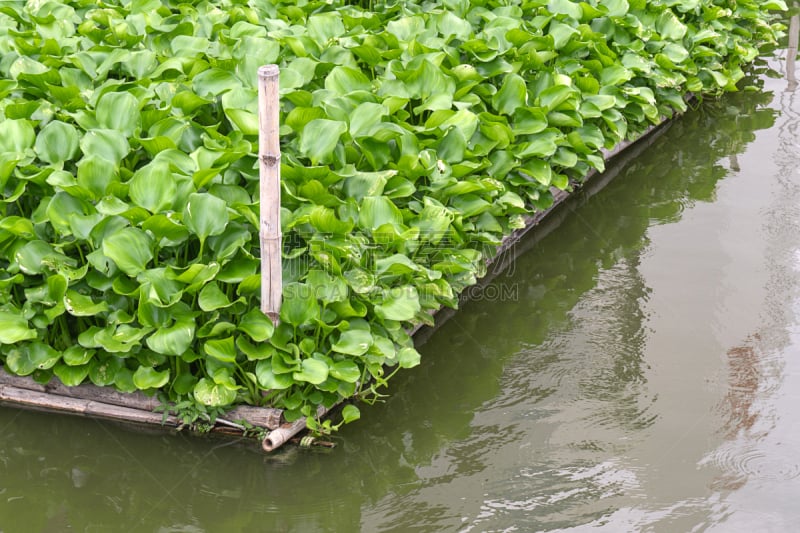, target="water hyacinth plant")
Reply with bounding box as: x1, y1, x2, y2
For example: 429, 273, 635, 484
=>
0, 0, 786, 430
